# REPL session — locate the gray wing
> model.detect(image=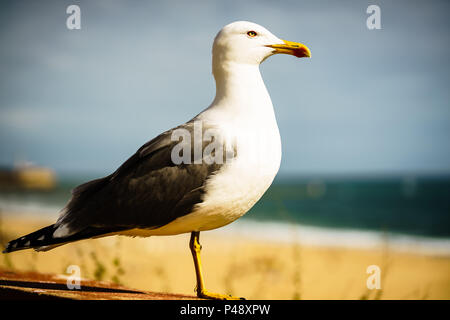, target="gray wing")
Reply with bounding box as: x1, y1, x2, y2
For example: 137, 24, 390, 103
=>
56, 121, 233, 237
